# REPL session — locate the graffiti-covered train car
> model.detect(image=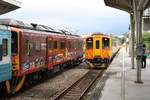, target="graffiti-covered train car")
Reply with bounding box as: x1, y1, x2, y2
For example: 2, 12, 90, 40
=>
0, 19, 83, 94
